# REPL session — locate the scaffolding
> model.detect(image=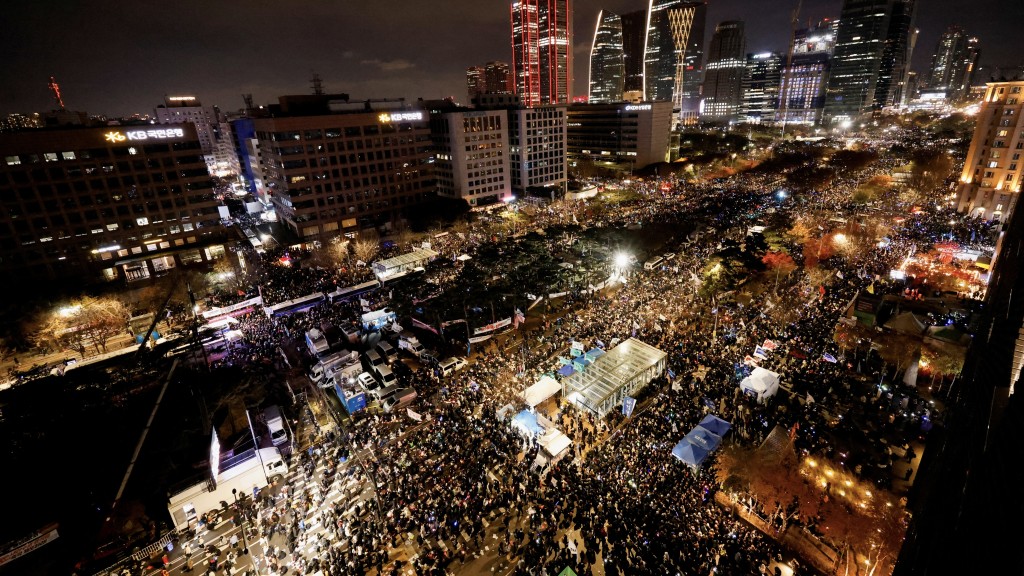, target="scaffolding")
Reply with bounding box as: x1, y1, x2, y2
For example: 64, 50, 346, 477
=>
562, 338, 667, 418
